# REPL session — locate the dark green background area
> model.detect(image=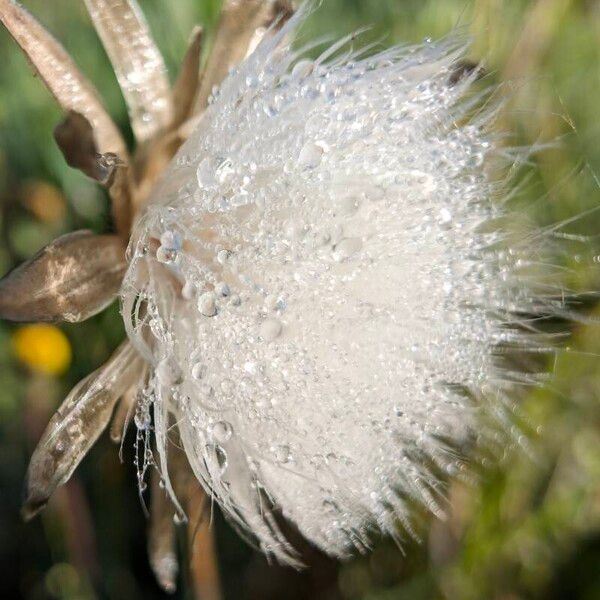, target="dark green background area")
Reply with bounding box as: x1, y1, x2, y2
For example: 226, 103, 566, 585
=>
1, 1, 600, 599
